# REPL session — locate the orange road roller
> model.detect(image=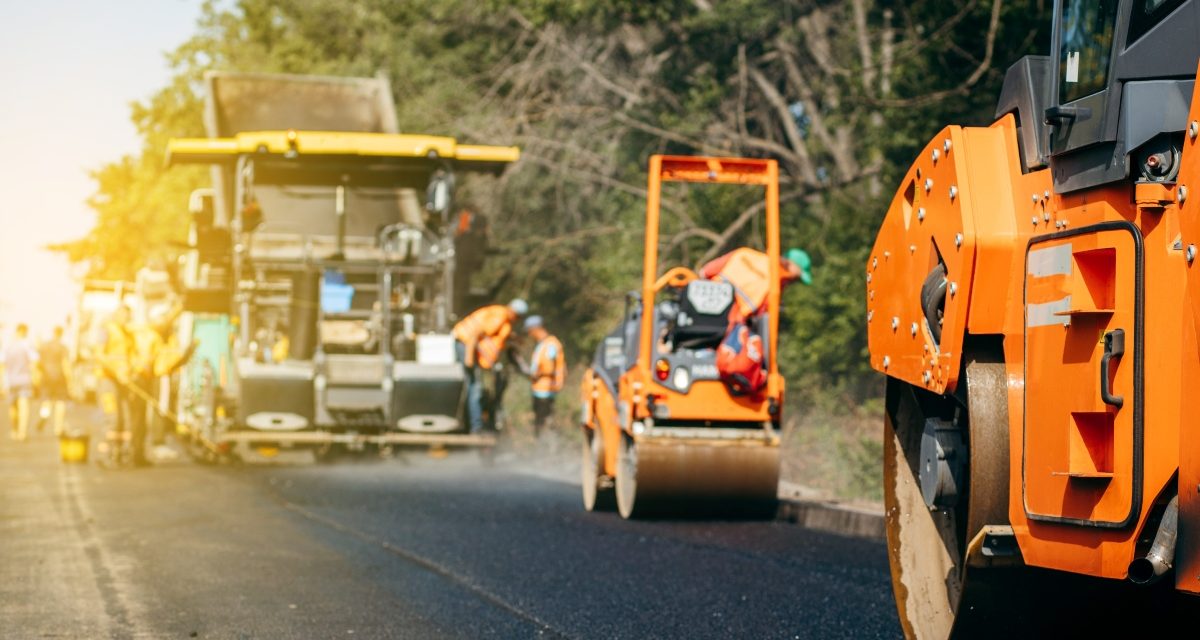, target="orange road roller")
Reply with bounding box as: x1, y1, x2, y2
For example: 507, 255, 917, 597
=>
867, 3, 1200, 637
580, 155, 783, 518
